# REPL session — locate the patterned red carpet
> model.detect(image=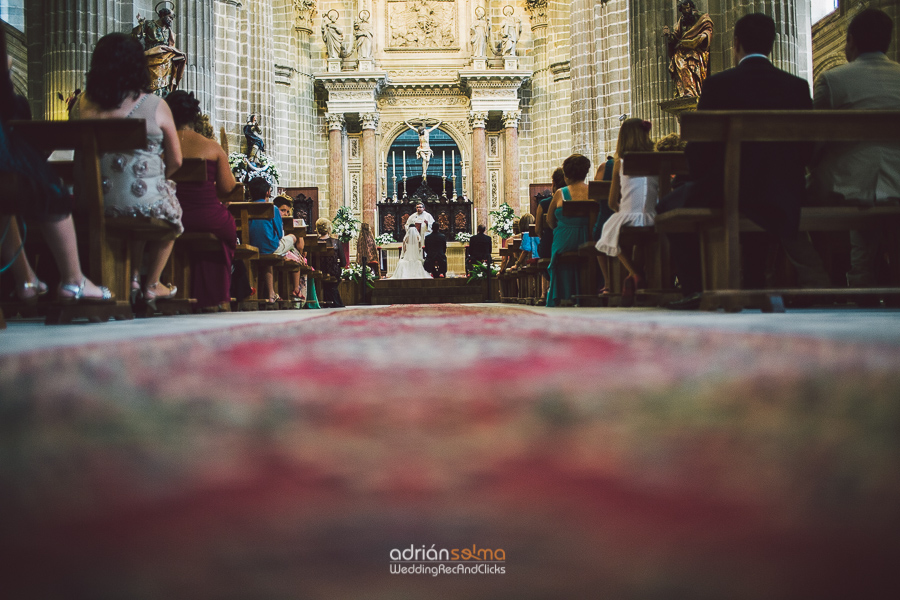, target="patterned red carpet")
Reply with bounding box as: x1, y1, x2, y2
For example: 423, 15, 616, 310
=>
1, 305, 899, 599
